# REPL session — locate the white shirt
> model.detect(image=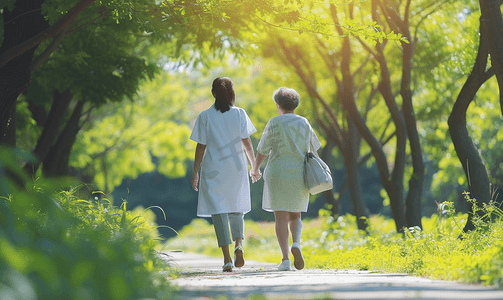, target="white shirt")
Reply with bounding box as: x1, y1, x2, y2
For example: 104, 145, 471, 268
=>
190, 104, 256, 217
